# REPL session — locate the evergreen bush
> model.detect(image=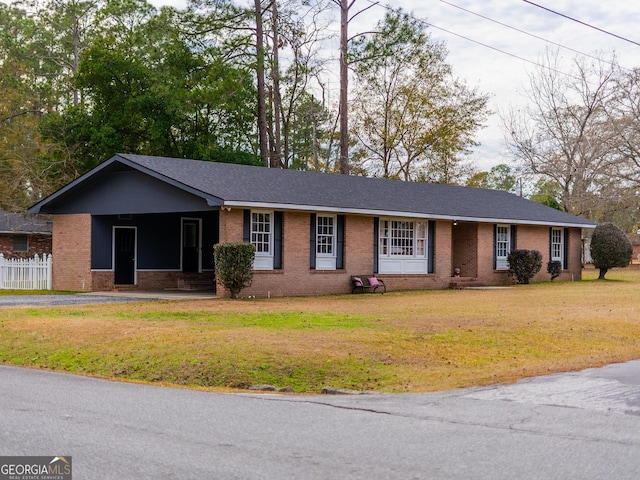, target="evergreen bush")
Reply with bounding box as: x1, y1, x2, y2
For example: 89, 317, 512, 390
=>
507, 249, 542, 284
590, 223, 633, 280
213, 242, 256, 298
547, 260, 562, 281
